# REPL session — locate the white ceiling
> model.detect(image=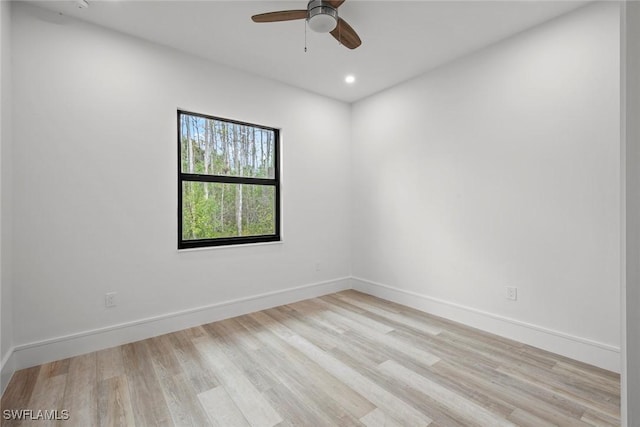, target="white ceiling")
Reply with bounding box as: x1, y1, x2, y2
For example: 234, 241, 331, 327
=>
29, 0, 588, 103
